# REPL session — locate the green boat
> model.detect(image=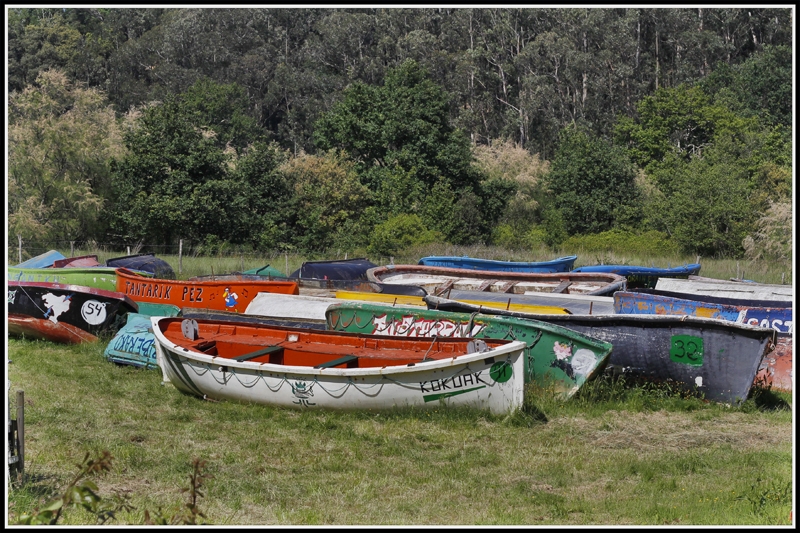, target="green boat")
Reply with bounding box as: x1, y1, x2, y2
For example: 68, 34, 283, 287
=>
8, 266, 151, 292
325, 302, 613, 398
